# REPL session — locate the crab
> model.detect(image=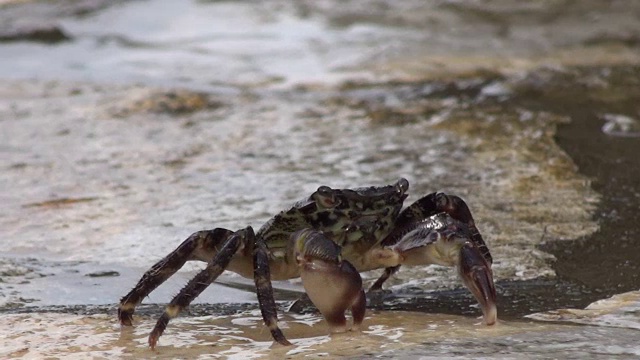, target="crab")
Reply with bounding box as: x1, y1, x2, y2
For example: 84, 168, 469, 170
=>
118, 178, 496, 348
